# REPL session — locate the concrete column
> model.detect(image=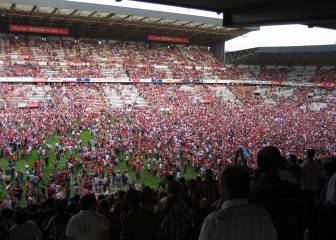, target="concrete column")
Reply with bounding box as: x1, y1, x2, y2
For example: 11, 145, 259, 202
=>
211, 41, 225, 65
